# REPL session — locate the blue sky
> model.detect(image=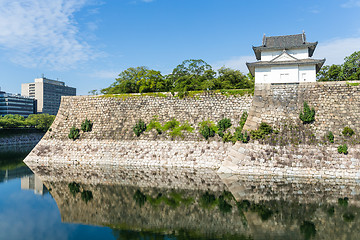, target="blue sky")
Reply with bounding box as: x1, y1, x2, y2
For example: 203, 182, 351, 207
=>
0, 0, 359, 95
